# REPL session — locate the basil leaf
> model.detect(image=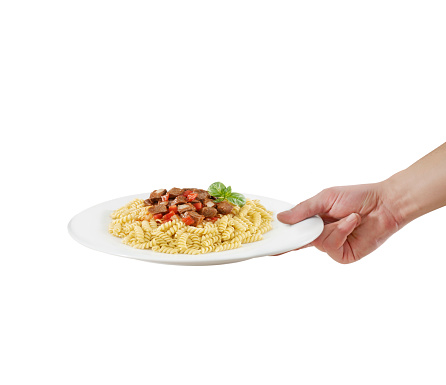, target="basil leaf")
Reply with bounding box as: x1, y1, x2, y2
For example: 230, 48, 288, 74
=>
208, 182, 246, 207
208, 182, 226, 198
226, 192, 246, 207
